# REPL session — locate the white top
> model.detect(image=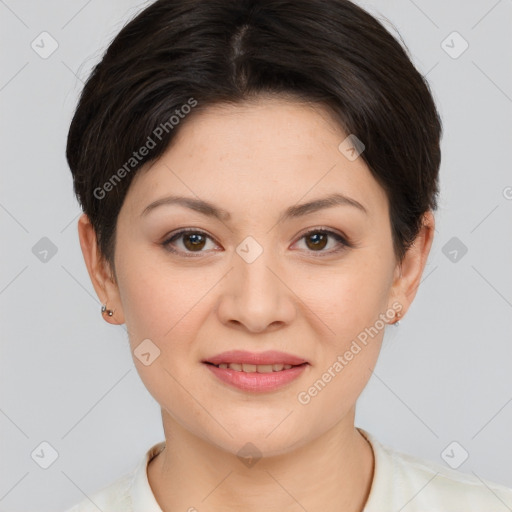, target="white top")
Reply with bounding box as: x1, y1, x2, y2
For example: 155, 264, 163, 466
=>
64, 428, 512, 511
